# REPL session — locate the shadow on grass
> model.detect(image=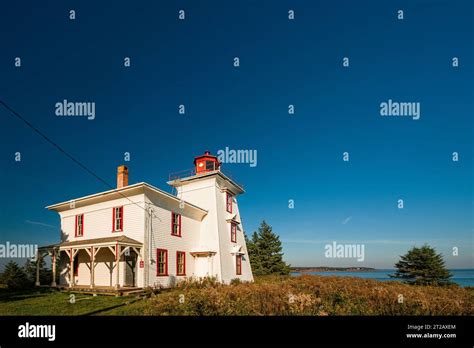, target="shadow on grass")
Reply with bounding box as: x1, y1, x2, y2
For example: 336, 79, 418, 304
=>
0, 288, 57, 302
81, 297, 143, 316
